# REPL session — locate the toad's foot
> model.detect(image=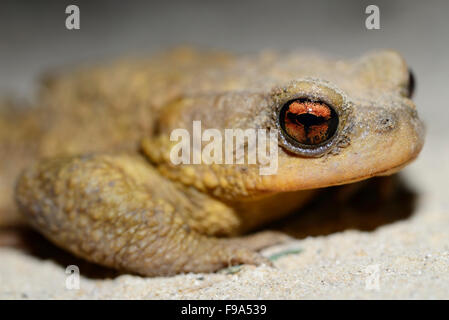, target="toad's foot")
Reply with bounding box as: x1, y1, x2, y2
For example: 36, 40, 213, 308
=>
226, 231, 292, 252
15, 154, 274, 276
